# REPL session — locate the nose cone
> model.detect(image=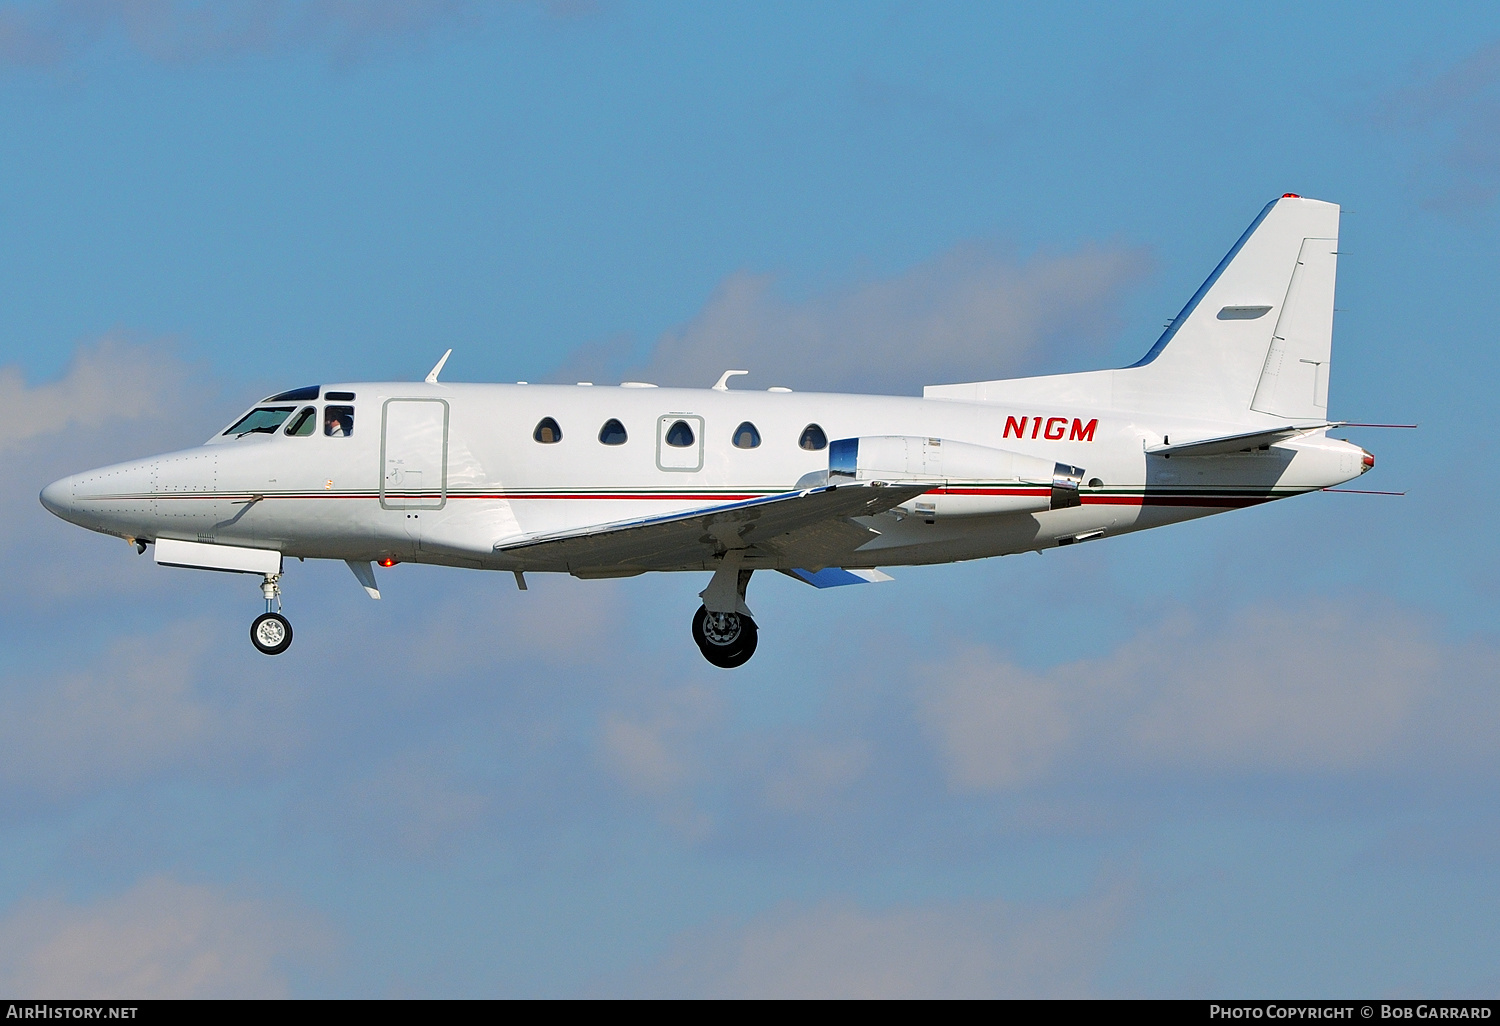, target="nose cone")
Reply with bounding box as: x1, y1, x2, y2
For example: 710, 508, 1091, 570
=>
39, 475, 76, 521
